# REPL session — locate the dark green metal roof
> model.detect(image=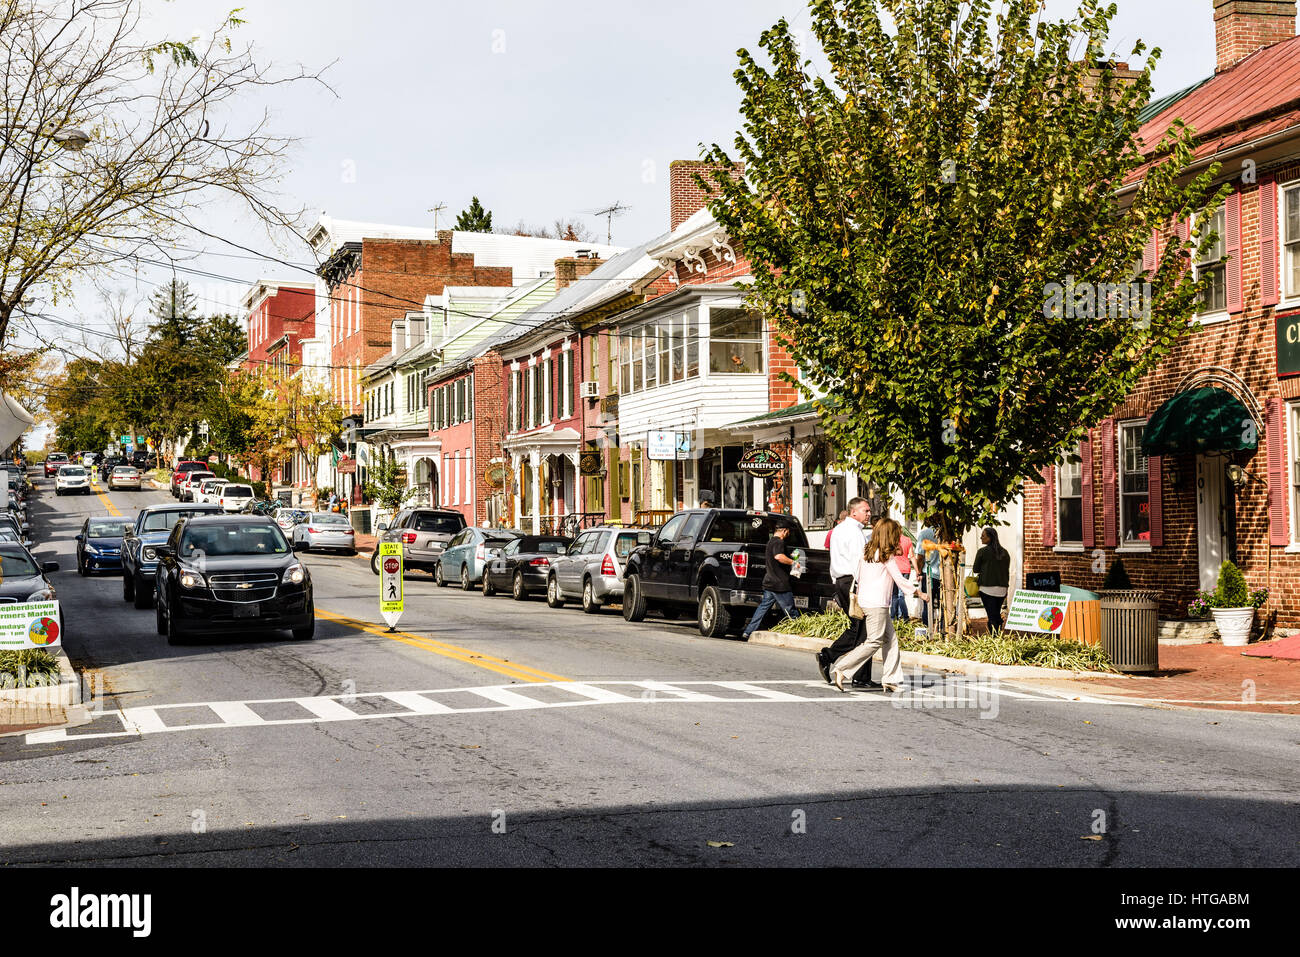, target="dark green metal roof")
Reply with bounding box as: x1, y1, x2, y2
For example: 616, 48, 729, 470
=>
728, 397, 839, 427
1138, 75, 1213, 125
